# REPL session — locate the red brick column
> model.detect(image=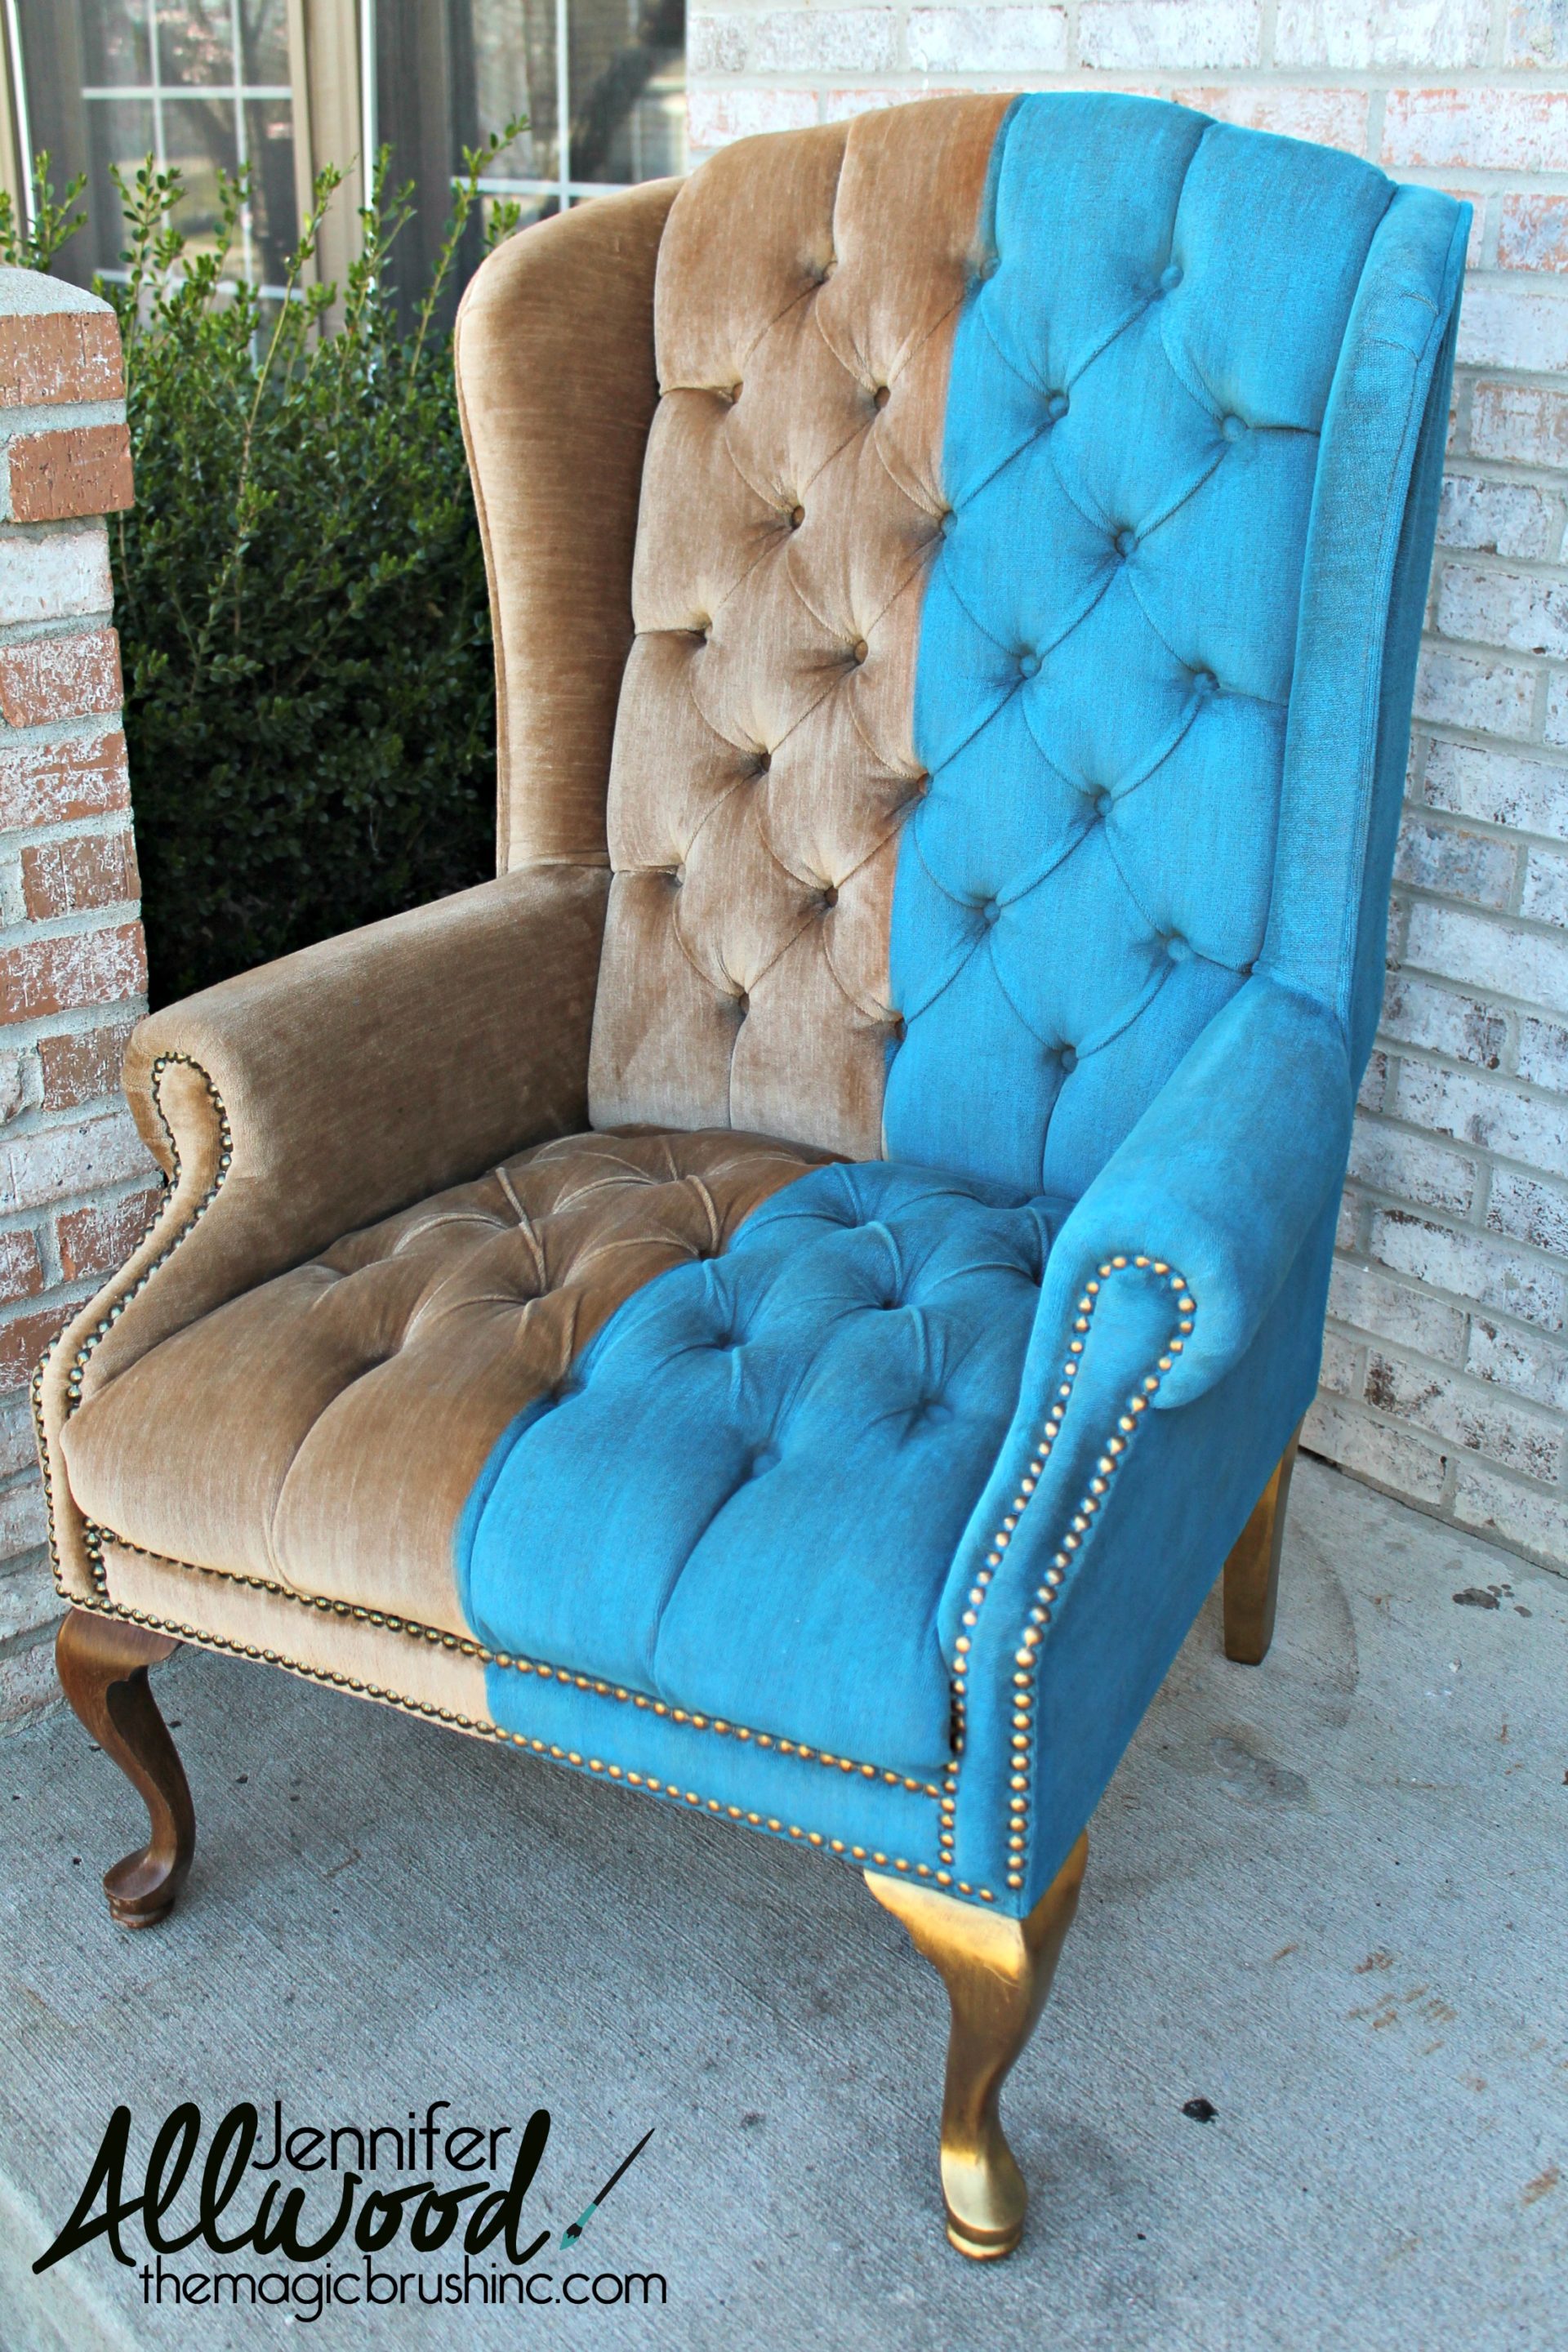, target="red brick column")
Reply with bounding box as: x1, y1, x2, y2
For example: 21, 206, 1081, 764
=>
0, 269, 155, 1722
